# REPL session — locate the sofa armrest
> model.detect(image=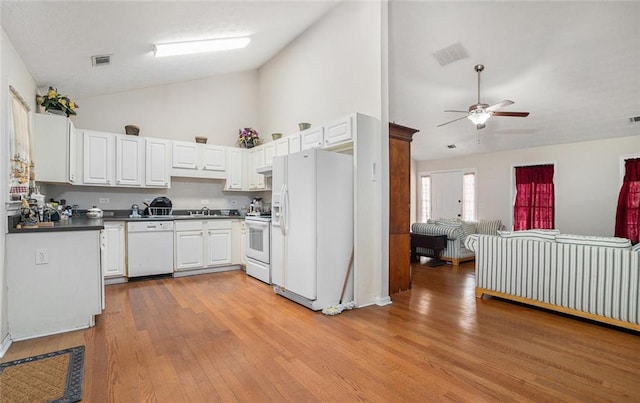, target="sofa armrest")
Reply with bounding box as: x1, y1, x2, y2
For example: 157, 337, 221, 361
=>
411, 223, 461, 240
